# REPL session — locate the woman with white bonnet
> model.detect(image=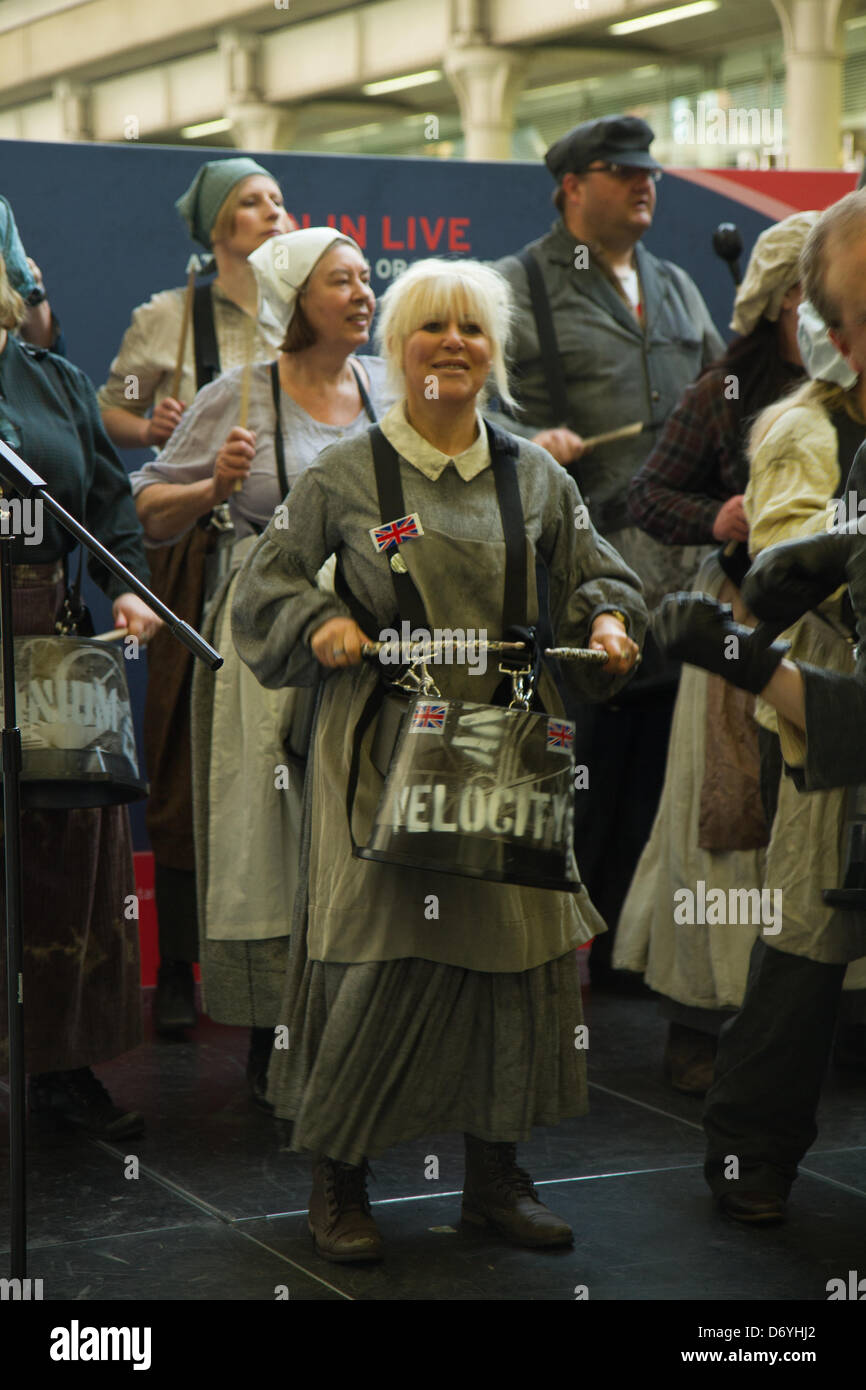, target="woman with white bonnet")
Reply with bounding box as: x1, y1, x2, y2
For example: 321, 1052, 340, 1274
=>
231, 257, 646, 1262
131, 228, 392, 1100
100, 157, 293, 1040
616, 213, 815, 1095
